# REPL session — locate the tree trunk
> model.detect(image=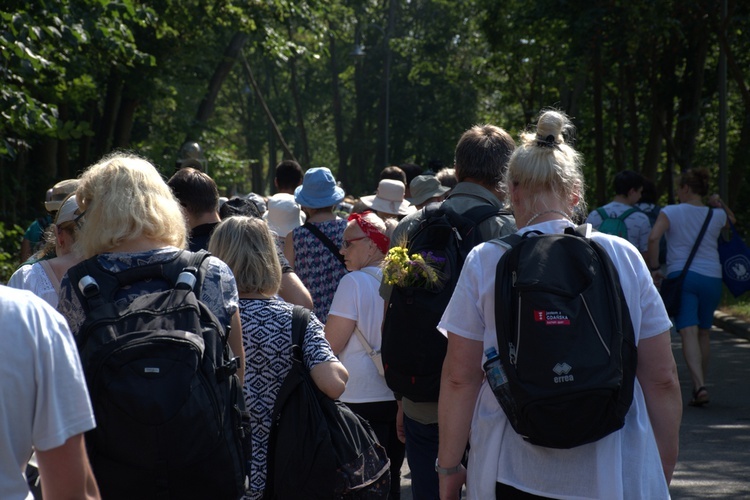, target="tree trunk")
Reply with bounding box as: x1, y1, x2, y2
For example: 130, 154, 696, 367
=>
57, 104, 70, 179
673, 23, 709, 172
241, 55, 297, 163
189, 32, 249, 142
592, 31, 606, 206
289, 54, 310, 167
329, 30, 348, 187
717, 14, 750, 207
95, 68, 123, 158
112, 96, 139, 148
